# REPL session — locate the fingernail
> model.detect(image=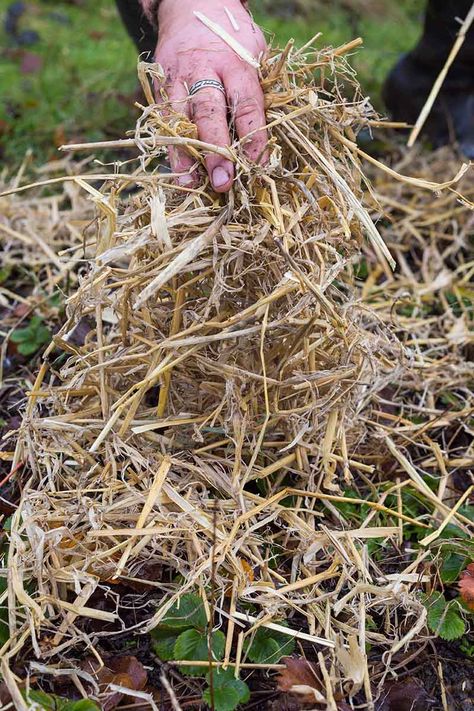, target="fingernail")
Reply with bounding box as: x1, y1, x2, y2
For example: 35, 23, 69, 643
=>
212, 166, 230, 189
178, 174, 194, 186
